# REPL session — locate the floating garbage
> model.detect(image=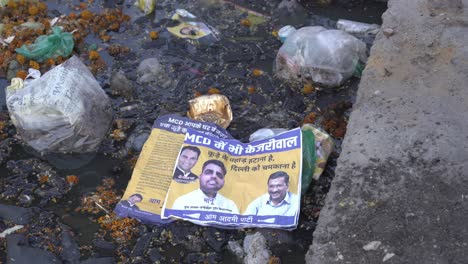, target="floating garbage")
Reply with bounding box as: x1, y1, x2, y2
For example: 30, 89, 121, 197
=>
336, 19, 380, 35
15, 27, 74, 63
6, 56, 112, 153
278, 25, 296, 43
275, 26, 367, 87
134, 0, 156, 15
167, 9, 219, 45
187, 94, 233, 129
